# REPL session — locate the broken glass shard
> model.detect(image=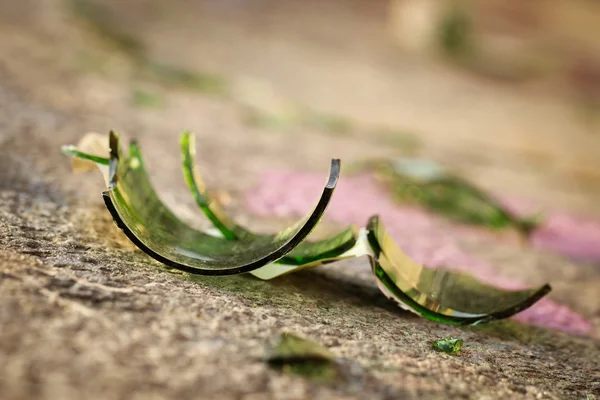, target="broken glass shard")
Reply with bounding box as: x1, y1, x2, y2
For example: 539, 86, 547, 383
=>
62, 132, 552, 325
180, 131, 359, 278
365, 158, 542, 238
266, 332, 336, 381
432, 337, 463, 354
365, 215, 551, 325
62, 133, 110, 173
62, 131, 343, 275
266, 332, 335, 363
